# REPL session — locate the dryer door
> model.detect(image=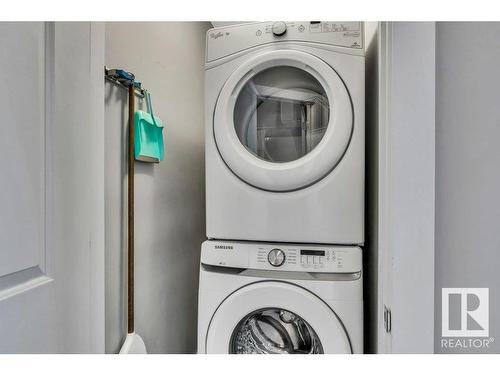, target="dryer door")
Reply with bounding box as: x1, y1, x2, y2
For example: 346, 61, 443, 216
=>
214, 49, 353, 192
205, 281, 352, 354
